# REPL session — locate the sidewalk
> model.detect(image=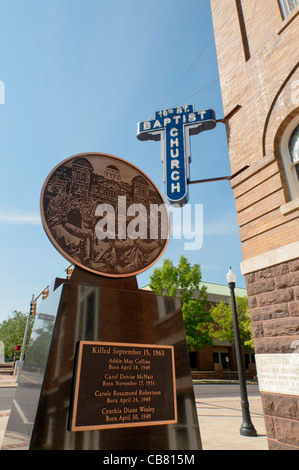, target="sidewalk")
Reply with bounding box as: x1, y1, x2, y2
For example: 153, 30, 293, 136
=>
0, 374, 18, 449
0, 374, 17, 388
0, 374, 268, 451
196, 395, 268, 450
